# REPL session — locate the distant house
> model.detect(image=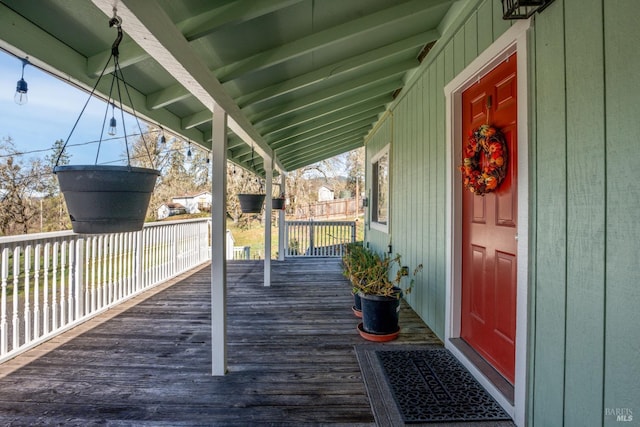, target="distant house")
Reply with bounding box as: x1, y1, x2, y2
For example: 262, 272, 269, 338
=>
317, 186, 334, 202
171, 192, 212, 214
157, 203, 187, 220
